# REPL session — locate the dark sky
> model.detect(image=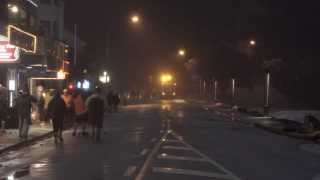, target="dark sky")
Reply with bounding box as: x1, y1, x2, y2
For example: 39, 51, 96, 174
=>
65, 0, 320, 90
